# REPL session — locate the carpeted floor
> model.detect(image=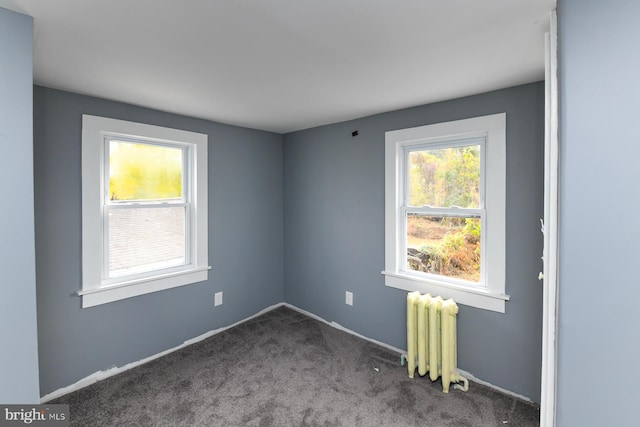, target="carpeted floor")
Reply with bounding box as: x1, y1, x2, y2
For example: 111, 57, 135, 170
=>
52, 306, 539, 426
